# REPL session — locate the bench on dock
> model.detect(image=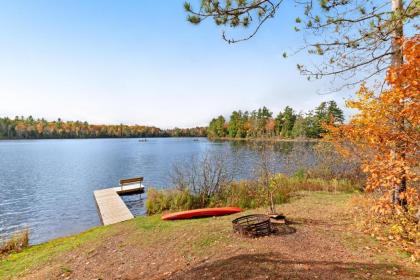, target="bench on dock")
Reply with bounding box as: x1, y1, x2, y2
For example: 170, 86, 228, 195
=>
120, 177, 144, 189
94, 177, 145, 225
118, 177, 144, 194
